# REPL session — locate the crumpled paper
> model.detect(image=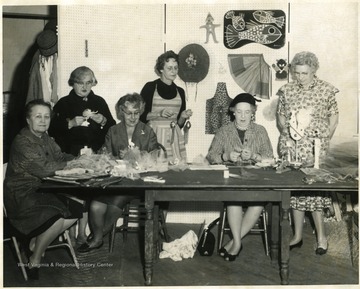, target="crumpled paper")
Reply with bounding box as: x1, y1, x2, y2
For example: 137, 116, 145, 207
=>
159, 230, 198, 261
